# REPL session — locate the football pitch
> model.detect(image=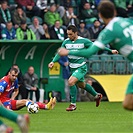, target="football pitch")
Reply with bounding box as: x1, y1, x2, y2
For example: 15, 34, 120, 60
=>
1, 102, 133, 133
